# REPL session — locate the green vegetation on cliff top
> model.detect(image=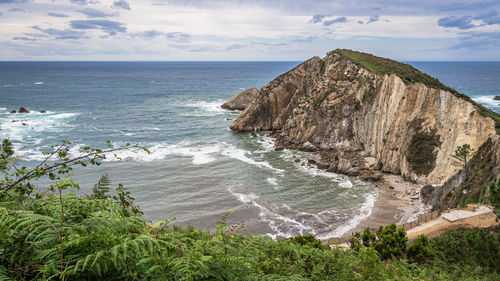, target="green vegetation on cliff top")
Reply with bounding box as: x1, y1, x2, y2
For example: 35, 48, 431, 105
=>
331, 49, 500, 133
